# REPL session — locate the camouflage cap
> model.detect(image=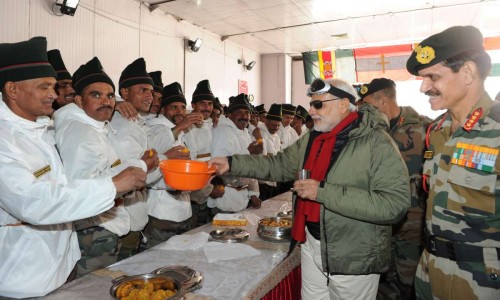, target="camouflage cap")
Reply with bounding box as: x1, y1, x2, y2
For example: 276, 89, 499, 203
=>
406, 26, 484, 75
